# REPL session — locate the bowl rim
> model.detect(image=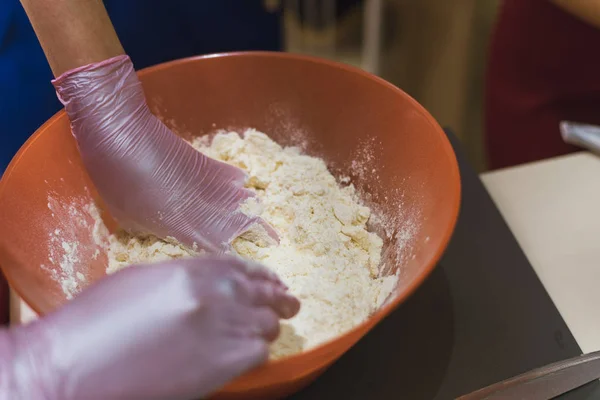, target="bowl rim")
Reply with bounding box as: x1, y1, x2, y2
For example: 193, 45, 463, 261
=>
0, 51, 461, 380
